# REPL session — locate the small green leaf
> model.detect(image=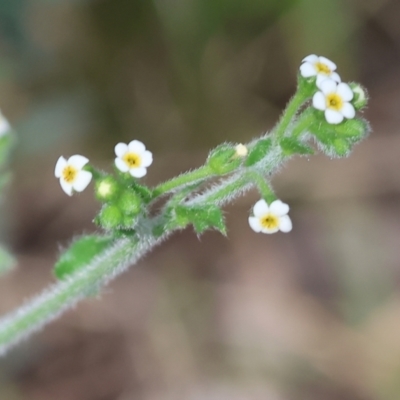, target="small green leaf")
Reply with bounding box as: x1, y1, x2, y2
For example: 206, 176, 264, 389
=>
245, 139, 272, 166
280, 137, 314, 155
173, 204, 226, 235
130, 182, 153, 203
54, 235, 115, 280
